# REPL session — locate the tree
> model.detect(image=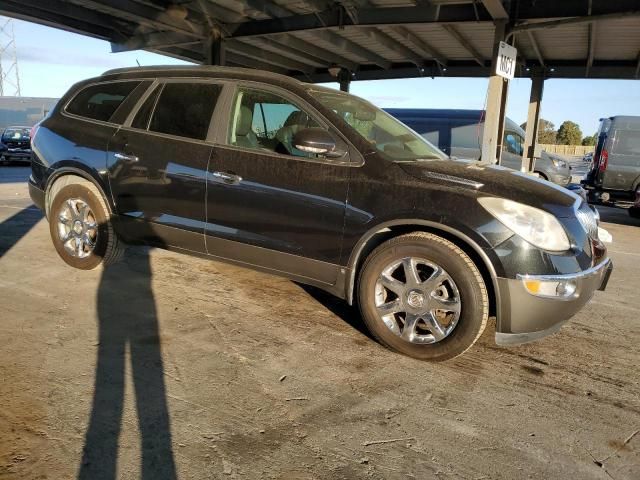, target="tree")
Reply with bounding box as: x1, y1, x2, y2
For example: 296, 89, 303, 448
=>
556, 121, 583, 145
582, 134, 597, 146
520, 118, 557, 144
